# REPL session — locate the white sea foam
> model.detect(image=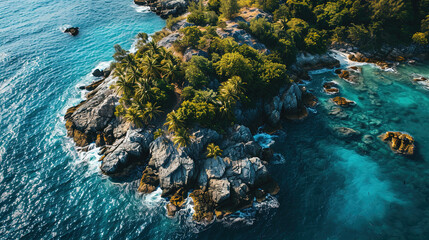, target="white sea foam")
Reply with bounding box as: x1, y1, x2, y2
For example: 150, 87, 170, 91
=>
131, 4, 151, 13
221, 195, 280, 226
0, 52, 9, 63
141, 188, 164, 208
253, 133, 277, 148
73, 143, 102, 175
